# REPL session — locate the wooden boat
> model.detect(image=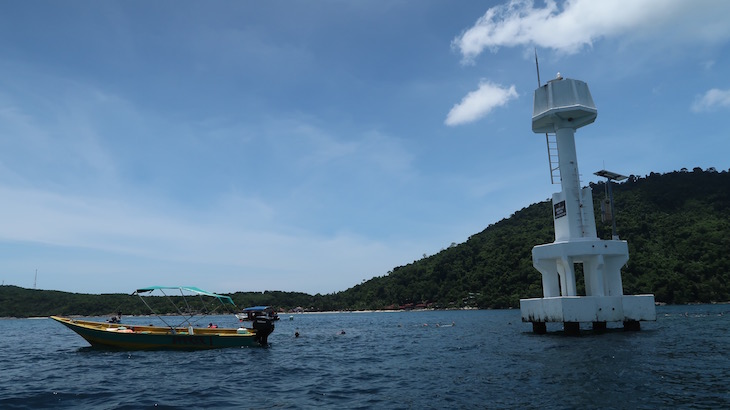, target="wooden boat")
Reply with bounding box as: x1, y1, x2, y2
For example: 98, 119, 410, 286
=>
51, 286, 275, 349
